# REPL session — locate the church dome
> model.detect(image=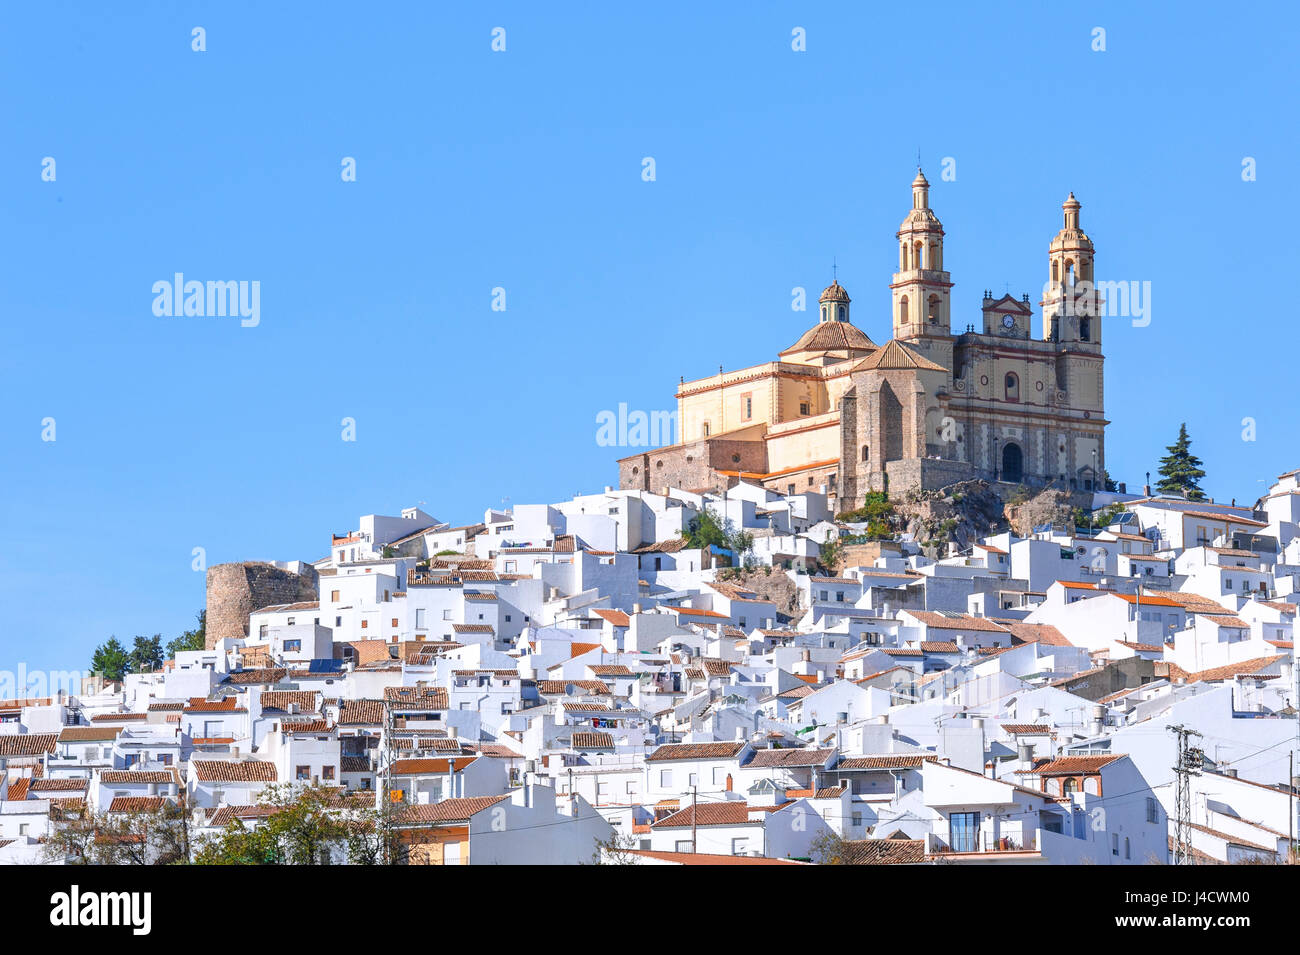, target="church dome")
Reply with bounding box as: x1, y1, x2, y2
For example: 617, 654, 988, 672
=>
819, 280, 851, 305
779, 320, 877, 358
